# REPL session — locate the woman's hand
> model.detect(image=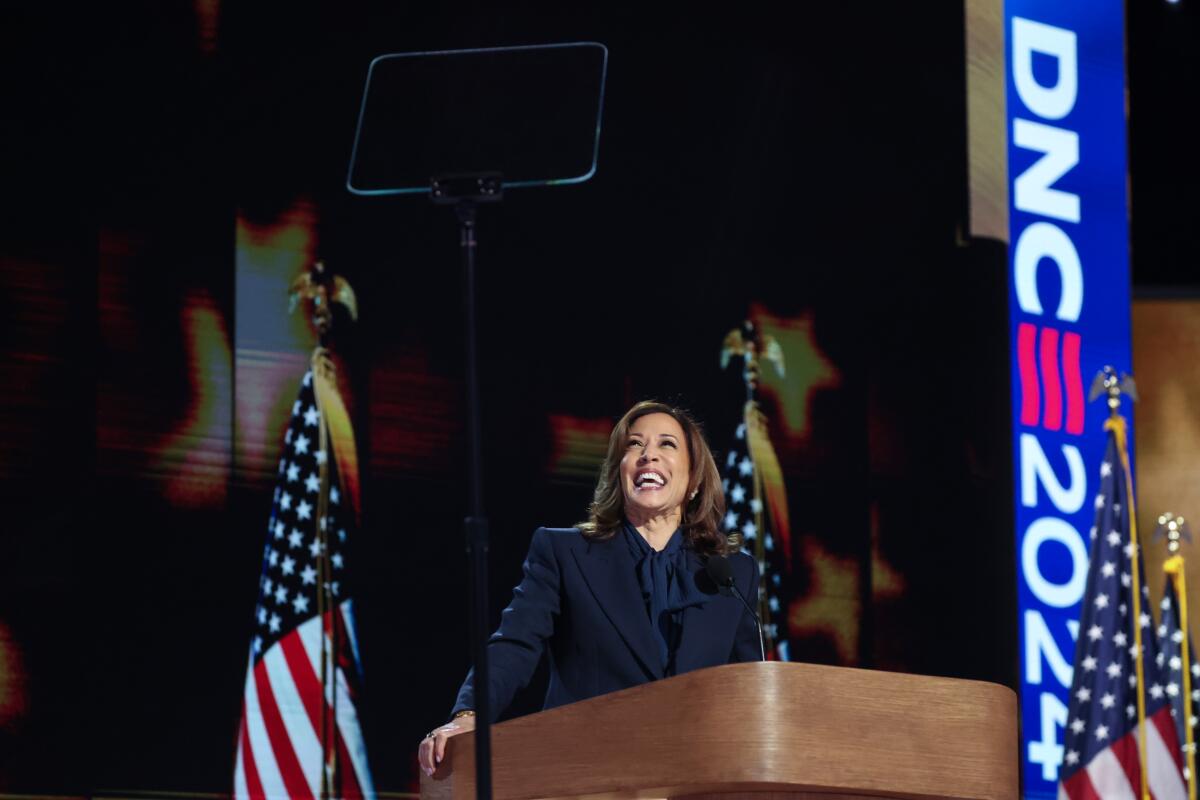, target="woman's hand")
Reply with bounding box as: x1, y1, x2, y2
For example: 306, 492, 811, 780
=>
418, 713, 476, 776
